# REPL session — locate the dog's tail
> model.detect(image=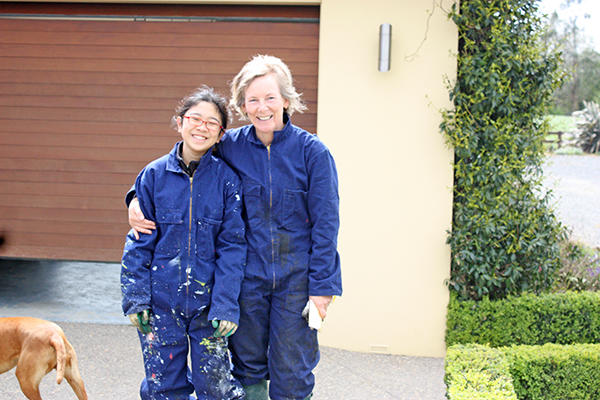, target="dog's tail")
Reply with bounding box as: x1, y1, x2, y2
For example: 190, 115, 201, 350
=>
49, 331, 67, 384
